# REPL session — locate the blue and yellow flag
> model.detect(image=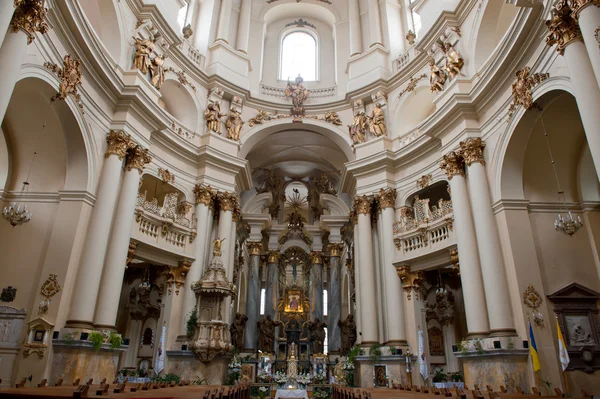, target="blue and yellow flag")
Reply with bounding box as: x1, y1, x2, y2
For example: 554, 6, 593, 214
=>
529, 322, 541, 371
